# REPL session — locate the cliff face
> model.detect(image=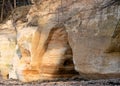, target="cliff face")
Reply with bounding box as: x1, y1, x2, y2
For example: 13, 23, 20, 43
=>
6, 4, 77, 82
0, 21, 16, 79
32, 0, 120, 79
0, 0, 120, 82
